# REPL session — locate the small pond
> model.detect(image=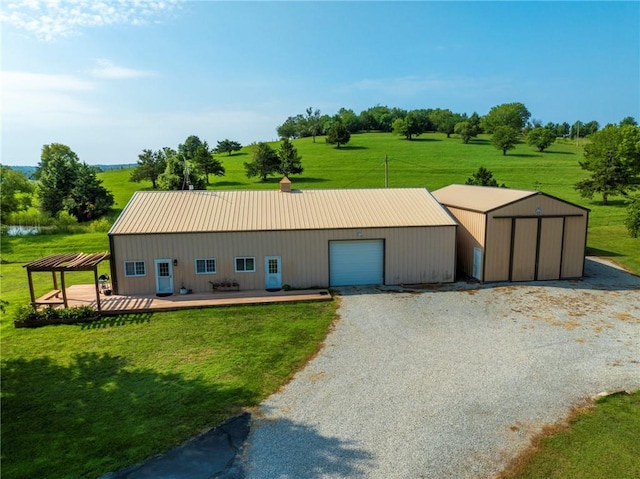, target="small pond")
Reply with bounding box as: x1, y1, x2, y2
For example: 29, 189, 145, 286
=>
4, 225, 41, 236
